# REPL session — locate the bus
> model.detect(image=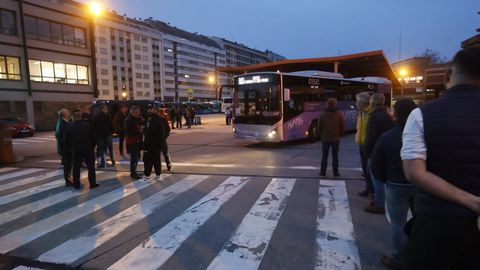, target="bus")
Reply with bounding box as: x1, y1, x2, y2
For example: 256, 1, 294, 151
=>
232, 71, 392, 142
